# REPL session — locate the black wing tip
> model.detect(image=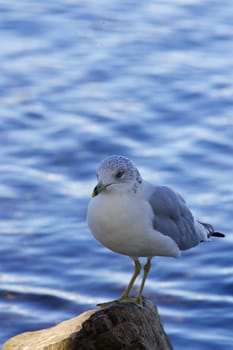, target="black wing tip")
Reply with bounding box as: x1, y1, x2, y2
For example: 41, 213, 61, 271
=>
199, 221, 225, 238
212, 232, 225, 238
